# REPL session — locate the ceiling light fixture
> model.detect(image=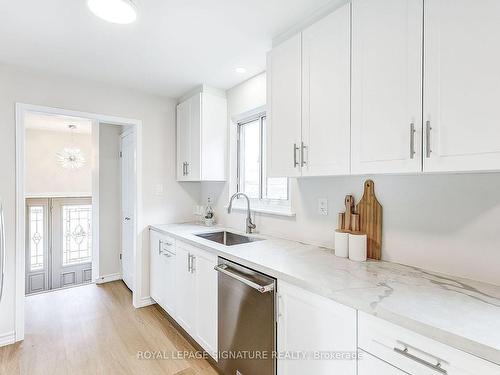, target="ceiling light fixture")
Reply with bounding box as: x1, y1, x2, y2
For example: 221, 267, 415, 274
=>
56, 125, 86, 170
87, 0, 137, 24
235, 67, 247, 74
